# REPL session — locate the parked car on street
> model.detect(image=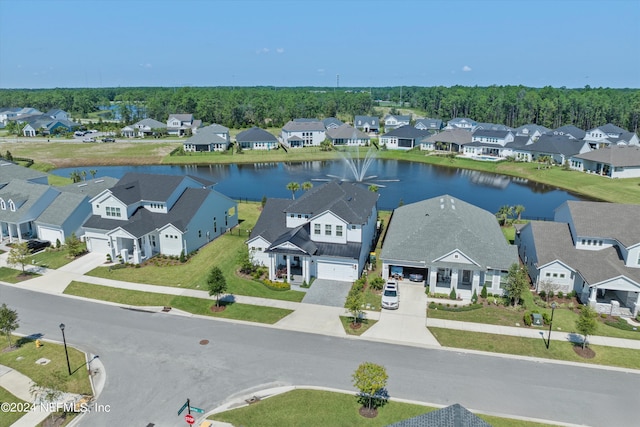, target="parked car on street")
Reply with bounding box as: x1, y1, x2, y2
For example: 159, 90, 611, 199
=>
102, 137, 115, 142
381, 281, 400, 310
83, 137, 96, 142
27, 239, 51, 253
